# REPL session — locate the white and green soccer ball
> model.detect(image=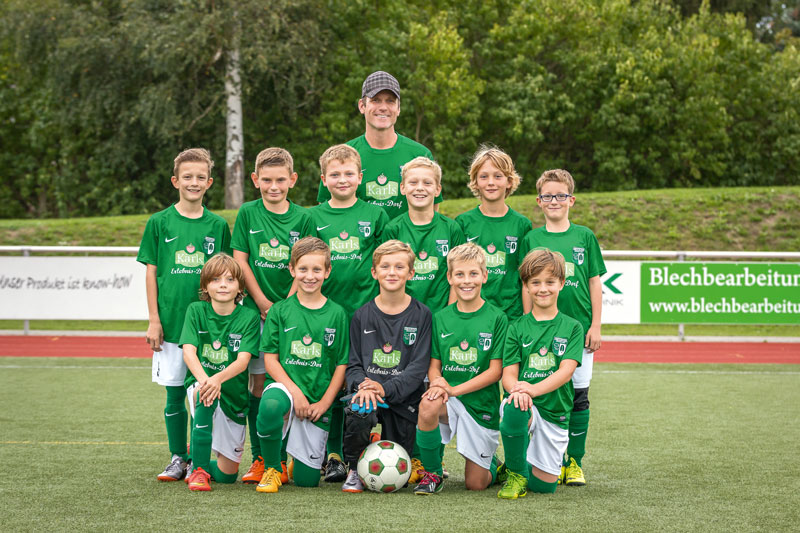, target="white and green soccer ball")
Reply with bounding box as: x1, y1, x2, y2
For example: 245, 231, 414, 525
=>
357, 440, 412, 493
